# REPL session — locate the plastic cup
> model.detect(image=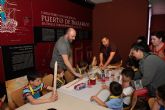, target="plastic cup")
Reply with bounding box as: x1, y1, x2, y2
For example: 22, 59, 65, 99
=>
90, 78, 96, 85
87, 80, 92, 88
